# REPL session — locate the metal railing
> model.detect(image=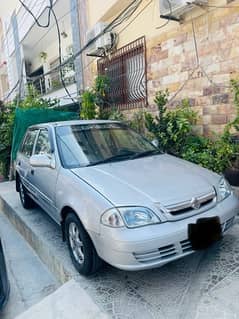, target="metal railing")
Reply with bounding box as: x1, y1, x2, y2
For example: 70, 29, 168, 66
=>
28, 71, 76, 96
97, 36, 147, 110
